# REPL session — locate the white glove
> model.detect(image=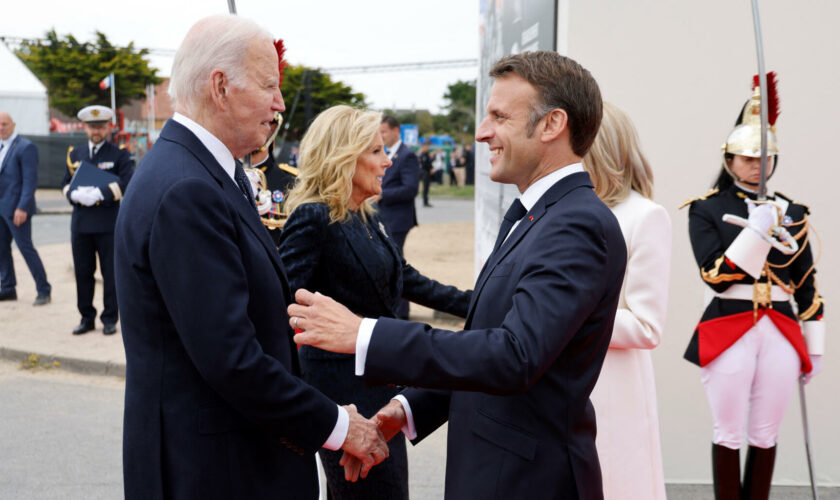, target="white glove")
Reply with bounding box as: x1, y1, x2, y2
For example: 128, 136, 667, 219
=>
69, 189, 82, 204
90, 187, 104, 202
802, 355, 823, 385
256, 190, 272, 215
746, 200, 777, 233
76, 186, 98, 206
